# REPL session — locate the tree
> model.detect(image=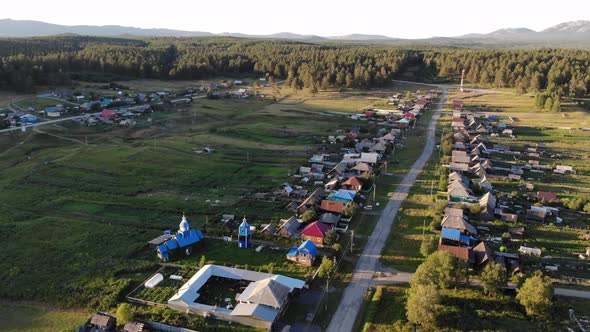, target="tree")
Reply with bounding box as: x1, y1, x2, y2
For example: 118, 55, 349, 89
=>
116, 303, 135, 325
420, 236, 437, 257
412, 251, 462, 289
345, 73, 354, 88
480, 262, 507, 296
469, 204, 482, 216
310, 83, 319, 96
90, 102, 102, 112
324, 230, 336, 246
501, 232, 511, 244
319, 256, 335, 278
406, 283, 440, 329
300, 210, 316, 223
332, 243, 342, 253
516, 271, 553, 320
